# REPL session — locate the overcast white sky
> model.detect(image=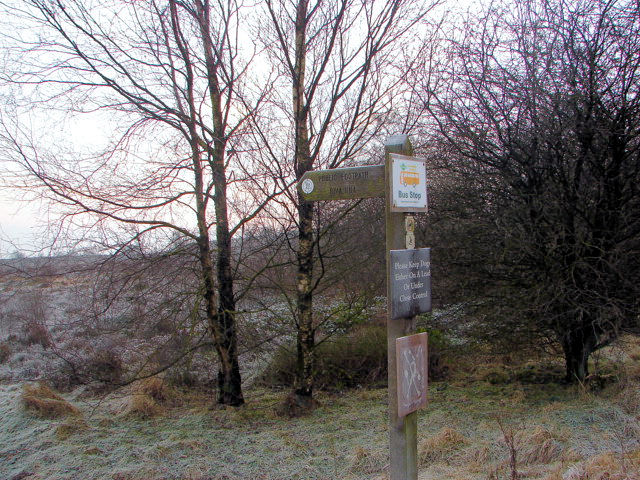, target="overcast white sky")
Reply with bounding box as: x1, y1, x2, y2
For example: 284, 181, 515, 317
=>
0, 0, 454, 258
0, 196, 42, 256
0, 108, 111, 257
